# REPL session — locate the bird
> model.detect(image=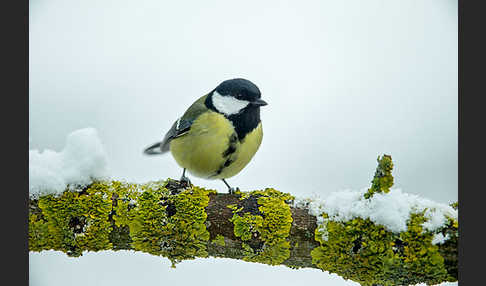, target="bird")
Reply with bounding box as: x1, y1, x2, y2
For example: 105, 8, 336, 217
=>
143, 78, 268, 193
